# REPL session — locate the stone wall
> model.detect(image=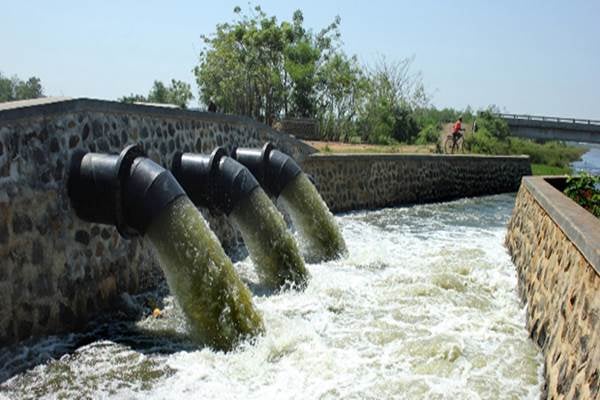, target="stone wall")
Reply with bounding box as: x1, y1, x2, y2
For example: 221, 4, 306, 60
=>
0, 98, 315, 345
506, 177, 599, 399
301, 153, 531, 212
